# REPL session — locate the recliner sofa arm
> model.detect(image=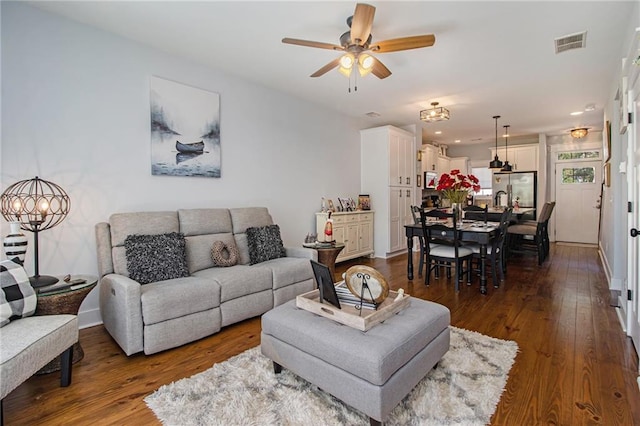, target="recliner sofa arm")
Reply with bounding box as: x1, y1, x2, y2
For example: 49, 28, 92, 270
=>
285, 246, 318, 261
99, 274, 144, 356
